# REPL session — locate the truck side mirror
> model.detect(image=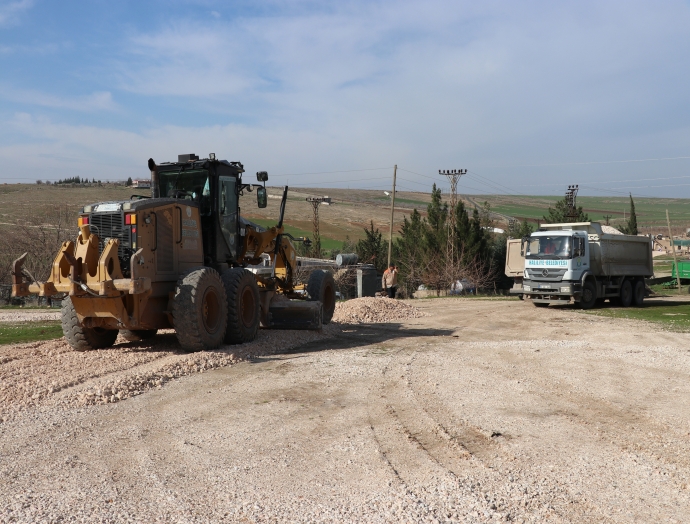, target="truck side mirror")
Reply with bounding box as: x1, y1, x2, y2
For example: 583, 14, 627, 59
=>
257, 186, 267, 208
256, 171, 268, 182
